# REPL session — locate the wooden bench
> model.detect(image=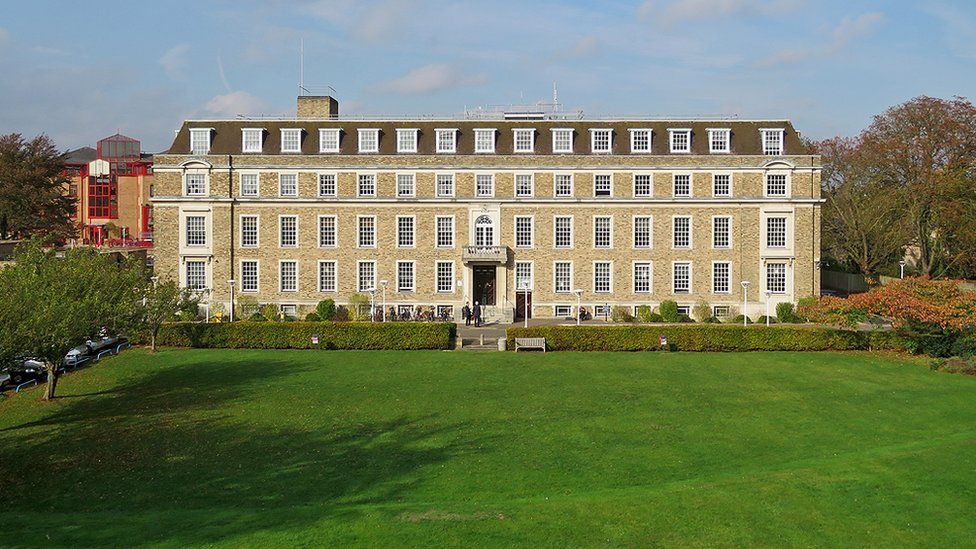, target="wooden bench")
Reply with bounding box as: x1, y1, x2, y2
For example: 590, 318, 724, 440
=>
515, 337, 547, 352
